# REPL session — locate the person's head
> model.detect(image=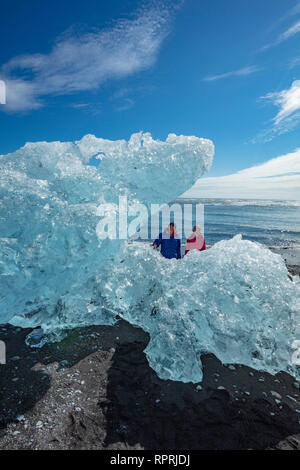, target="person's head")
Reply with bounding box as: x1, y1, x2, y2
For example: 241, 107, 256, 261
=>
169, 222, 176, 236
193, 225, 202, 234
